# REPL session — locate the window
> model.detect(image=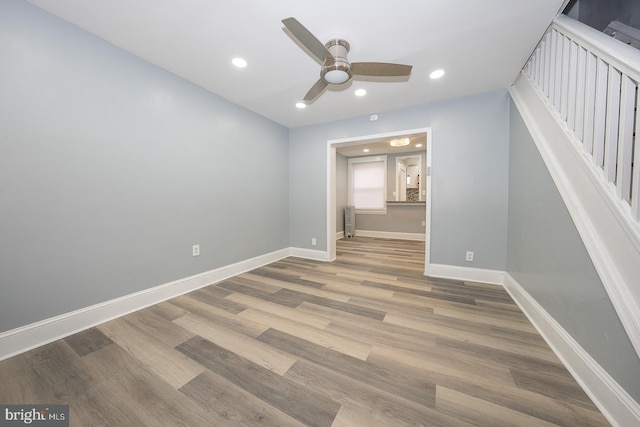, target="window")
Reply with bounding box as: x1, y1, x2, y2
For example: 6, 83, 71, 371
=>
348, 155, 387, 213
